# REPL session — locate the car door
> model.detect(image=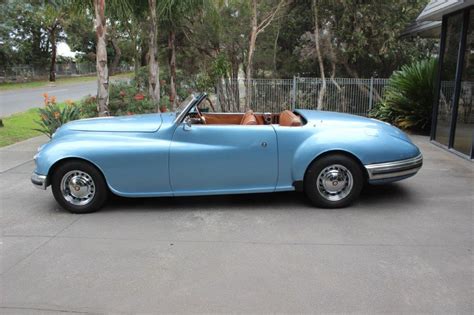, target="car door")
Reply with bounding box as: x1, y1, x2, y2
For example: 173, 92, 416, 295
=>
169, 123, 278, 195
